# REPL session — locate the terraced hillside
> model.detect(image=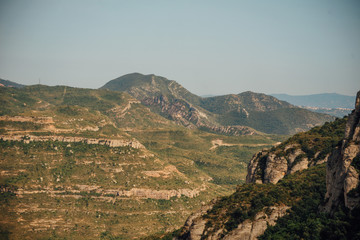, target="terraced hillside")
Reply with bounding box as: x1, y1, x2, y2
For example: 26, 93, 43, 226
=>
0, 85, 282, 239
